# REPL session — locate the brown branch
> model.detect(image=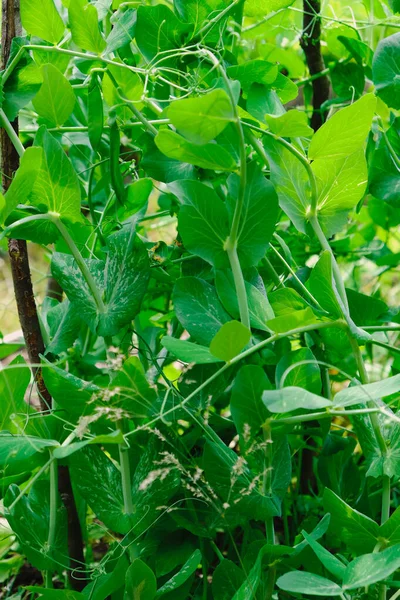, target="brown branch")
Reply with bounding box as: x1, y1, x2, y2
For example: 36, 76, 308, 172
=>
300, 0, 330, 131
1, 0, 85, 589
